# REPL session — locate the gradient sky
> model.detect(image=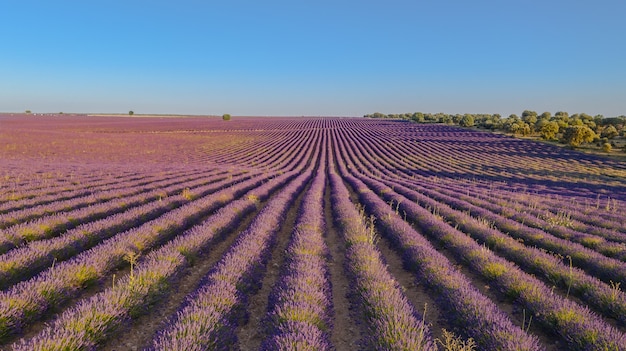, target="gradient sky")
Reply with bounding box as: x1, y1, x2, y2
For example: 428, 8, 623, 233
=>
1, 0, 625, 116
